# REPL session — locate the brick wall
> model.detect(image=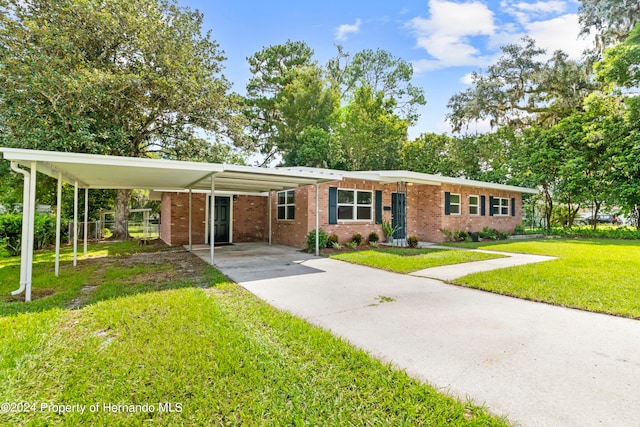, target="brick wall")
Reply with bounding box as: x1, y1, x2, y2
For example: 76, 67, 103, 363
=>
160, 192, 206, 245
437, 184, 522, 241
410, 184, 442, 242
269, 186, 310, 247
161, 180, 526, 247
233, 195, 268, 242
